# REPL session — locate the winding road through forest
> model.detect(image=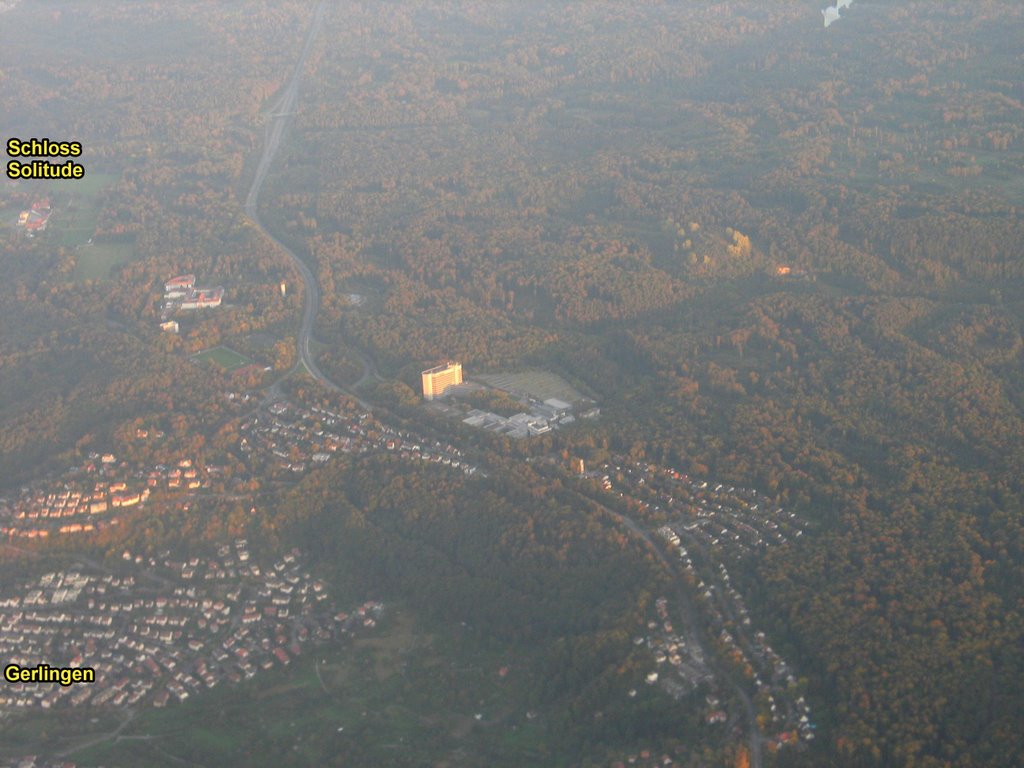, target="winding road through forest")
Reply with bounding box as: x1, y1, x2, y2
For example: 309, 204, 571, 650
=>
243, 1, 374, 411
563, 485, 765, 768
241, 4, 763, 764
